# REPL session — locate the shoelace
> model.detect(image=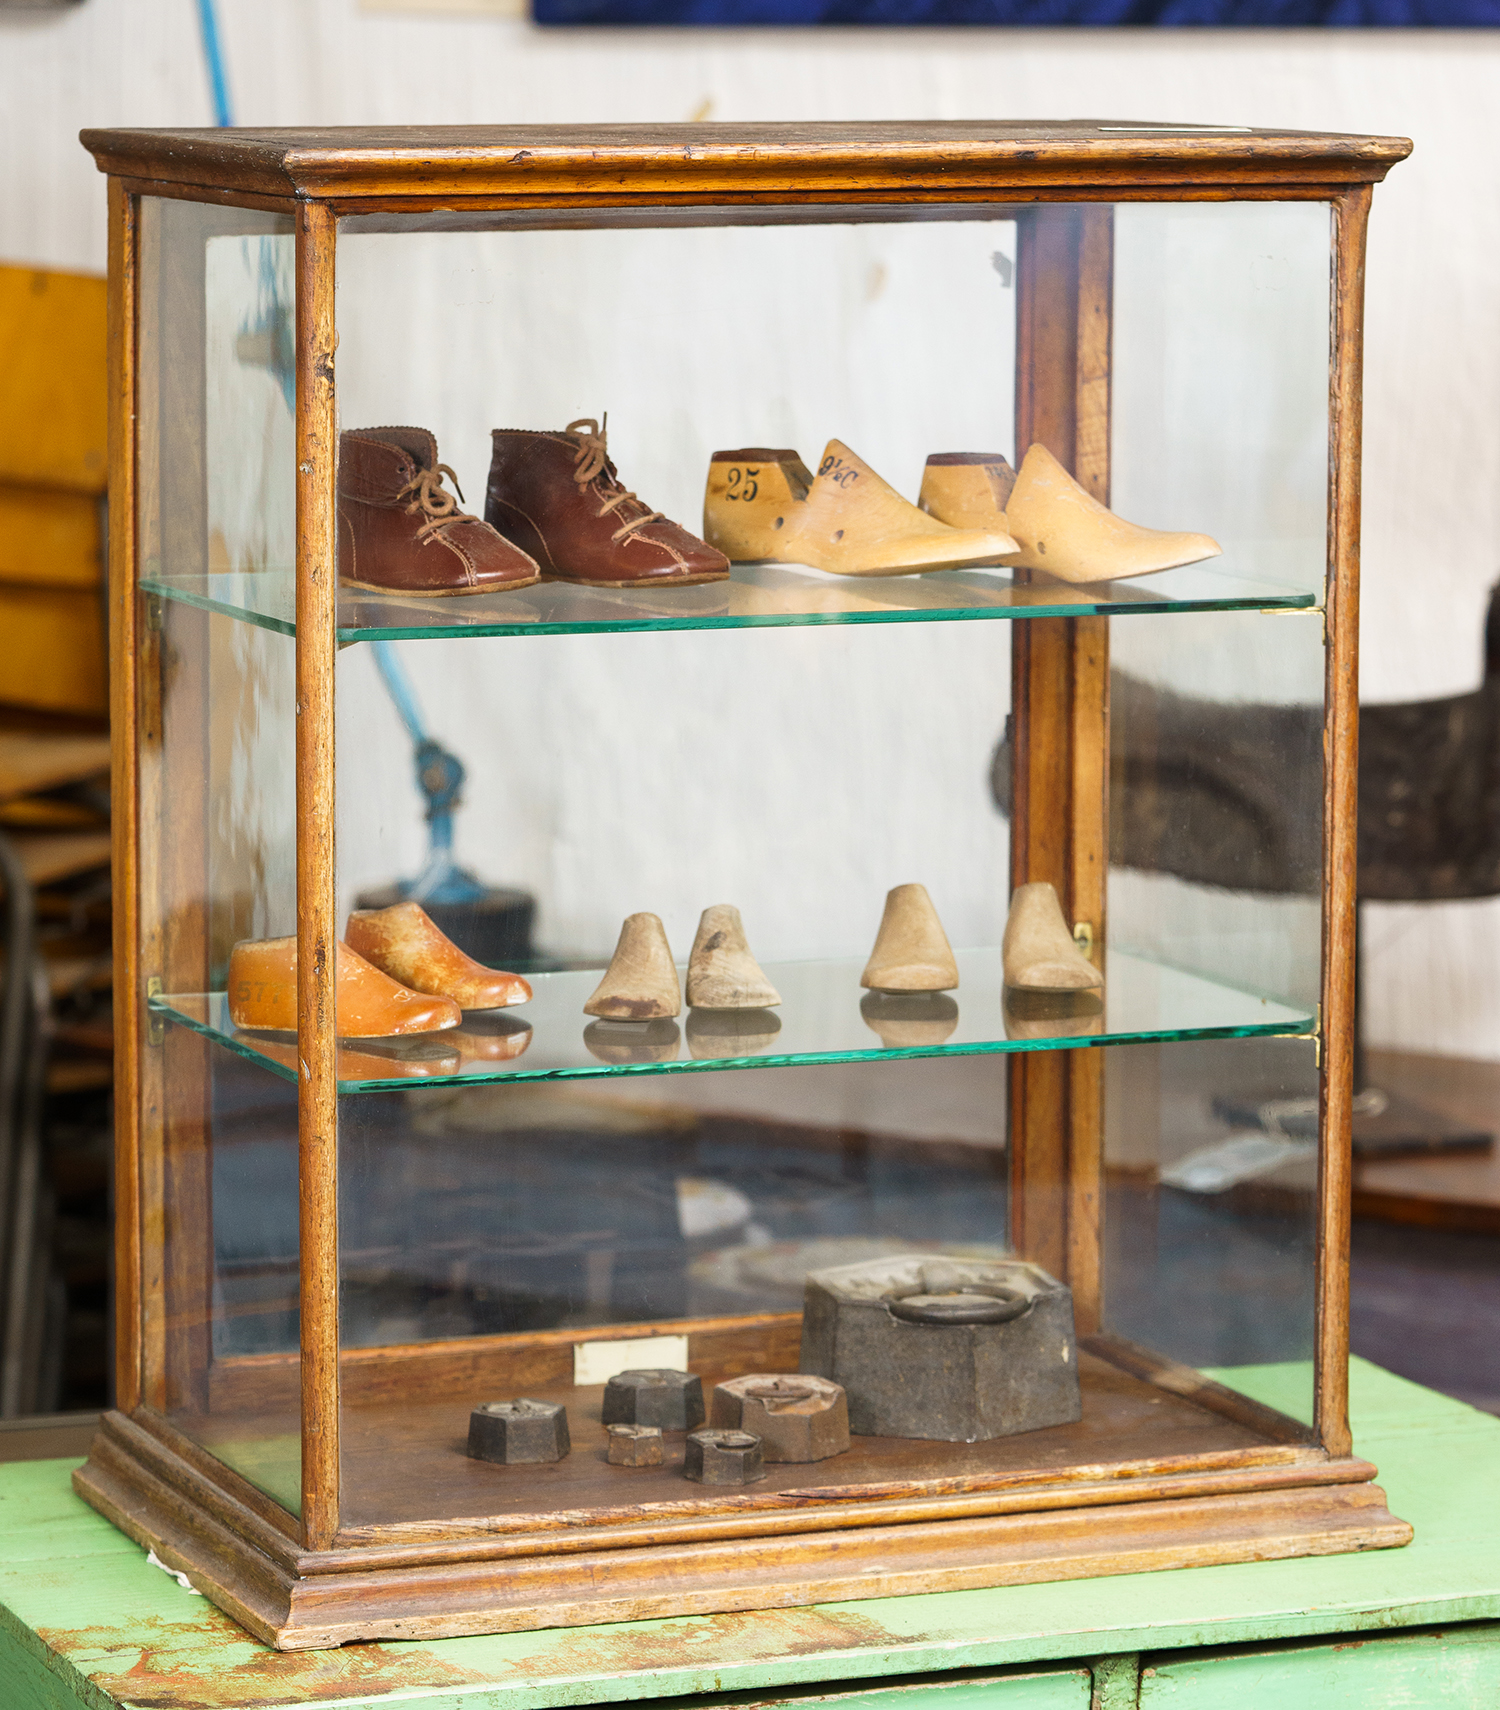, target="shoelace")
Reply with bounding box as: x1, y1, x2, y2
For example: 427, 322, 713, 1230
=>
398, 462, 470, 546
567, 416, 663, 544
